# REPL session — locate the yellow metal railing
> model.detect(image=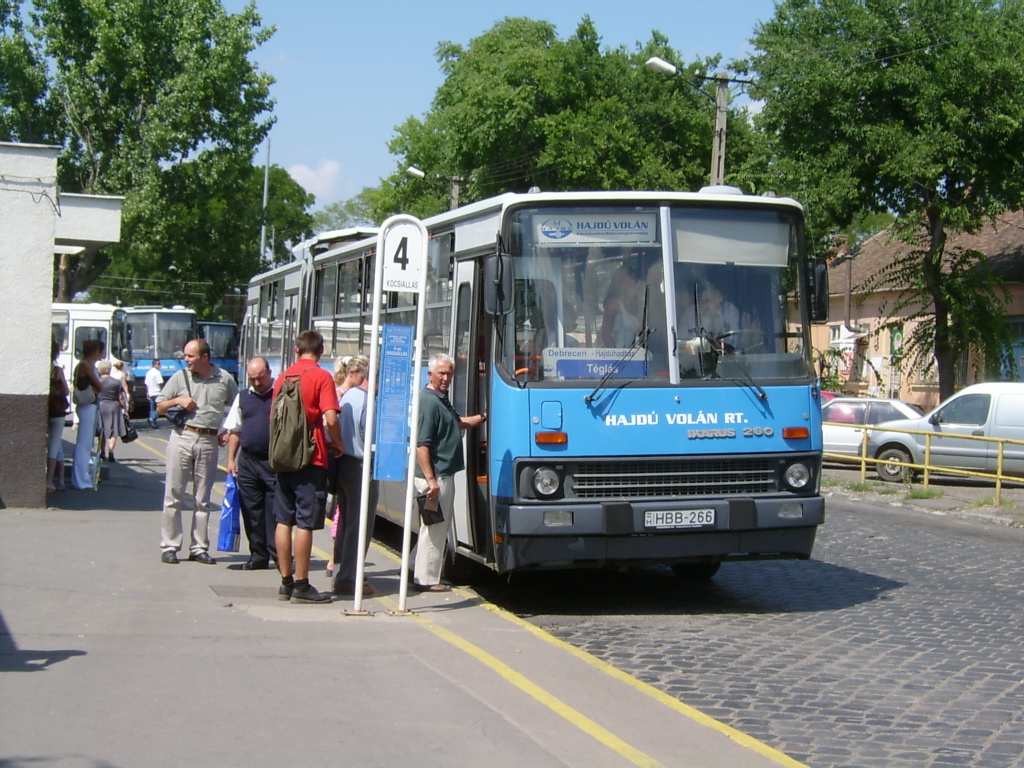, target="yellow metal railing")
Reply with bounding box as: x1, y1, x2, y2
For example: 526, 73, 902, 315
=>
822, 422, 1024, 506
